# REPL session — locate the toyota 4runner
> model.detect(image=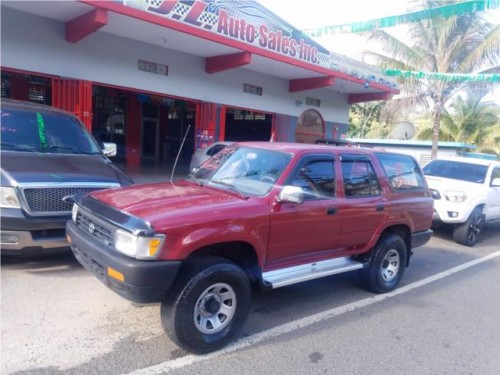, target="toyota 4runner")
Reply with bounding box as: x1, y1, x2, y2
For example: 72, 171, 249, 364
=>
66, 142, 433, 353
